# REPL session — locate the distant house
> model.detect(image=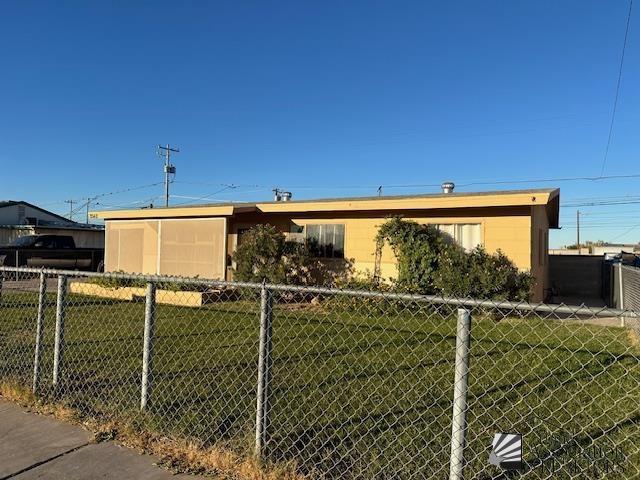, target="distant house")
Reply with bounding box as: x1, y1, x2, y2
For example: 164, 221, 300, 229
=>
0, 200, 75, 226
0, 201, 104, 248
92, 187, 560, 301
